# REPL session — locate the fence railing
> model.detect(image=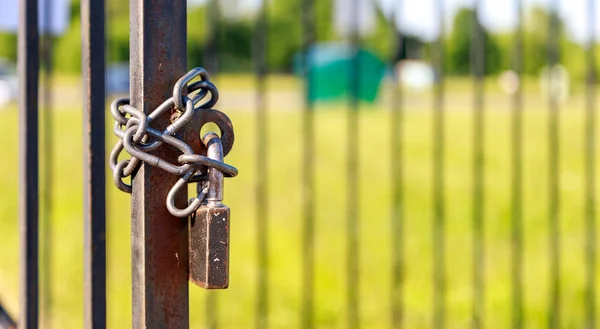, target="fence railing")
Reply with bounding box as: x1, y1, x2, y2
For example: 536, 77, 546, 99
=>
1, 0, 598, 328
